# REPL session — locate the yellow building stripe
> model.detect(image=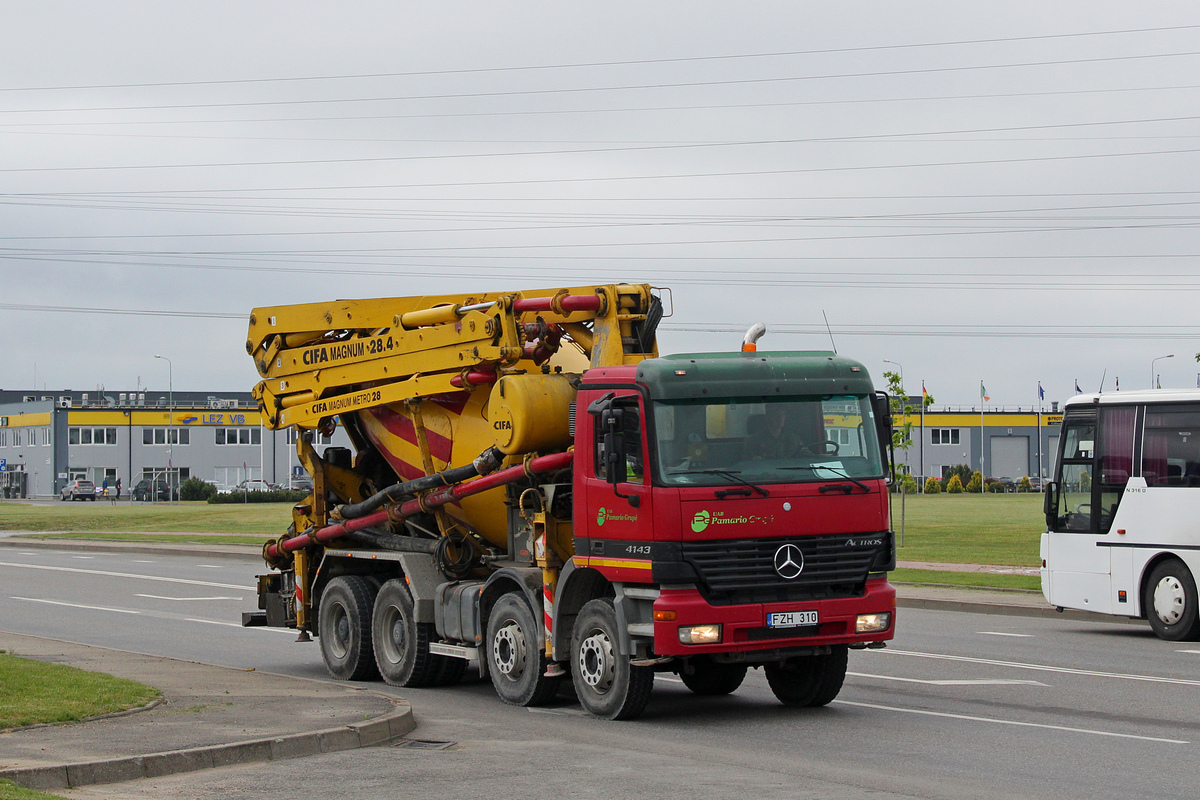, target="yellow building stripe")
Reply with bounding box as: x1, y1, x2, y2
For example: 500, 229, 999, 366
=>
575, 556, 653, 570
1, 411, 52, 427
